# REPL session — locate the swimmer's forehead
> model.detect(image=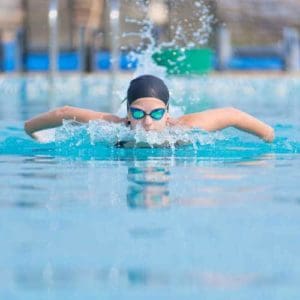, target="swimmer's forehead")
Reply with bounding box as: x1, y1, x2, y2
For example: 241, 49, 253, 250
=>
127, 75, 169, 106
129, 97, 167, 108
